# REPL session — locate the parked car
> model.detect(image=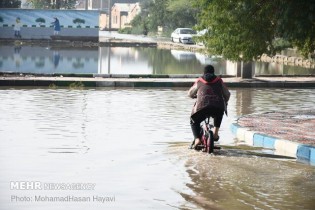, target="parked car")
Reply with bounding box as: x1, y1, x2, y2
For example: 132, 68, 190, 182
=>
171, 28, 197, 44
